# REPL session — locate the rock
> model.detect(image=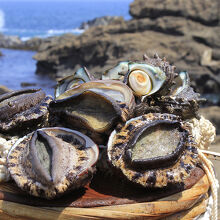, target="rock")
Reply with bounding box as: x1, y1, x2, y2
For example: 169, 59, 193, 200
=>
0, 50, 2, 56
23, 37, 44, 51
200, 106, 220, 134
33, 0, 220, 96
0, 34, 49, 51
0, 85, 12, 95
0, 34, 23, 49
20, 82, 37, 87
129, 0, 219, 25
79, 16, 125, 30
